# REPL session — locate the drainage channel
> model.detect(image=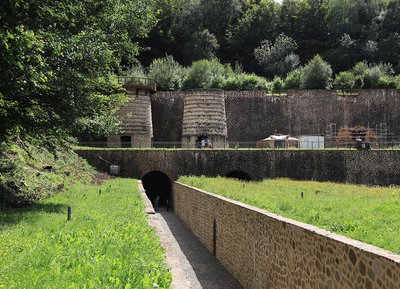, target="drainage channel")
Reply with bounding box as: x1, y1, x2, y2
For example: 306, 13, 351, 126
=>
138, 181, 243, 289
